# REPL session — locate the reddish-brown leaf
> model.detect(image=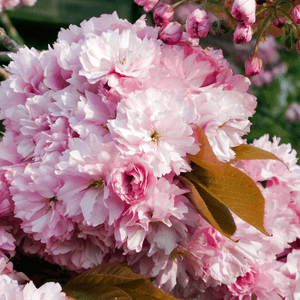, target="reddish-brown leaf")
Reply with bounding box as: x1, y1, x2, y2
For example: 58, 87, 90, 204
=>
62, 263, 182, 300
189, 163, 270, 236
116, 278, 181, 300
179, 175, 236, 239
192, 126, 225, 169
231, 144, 285, 165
